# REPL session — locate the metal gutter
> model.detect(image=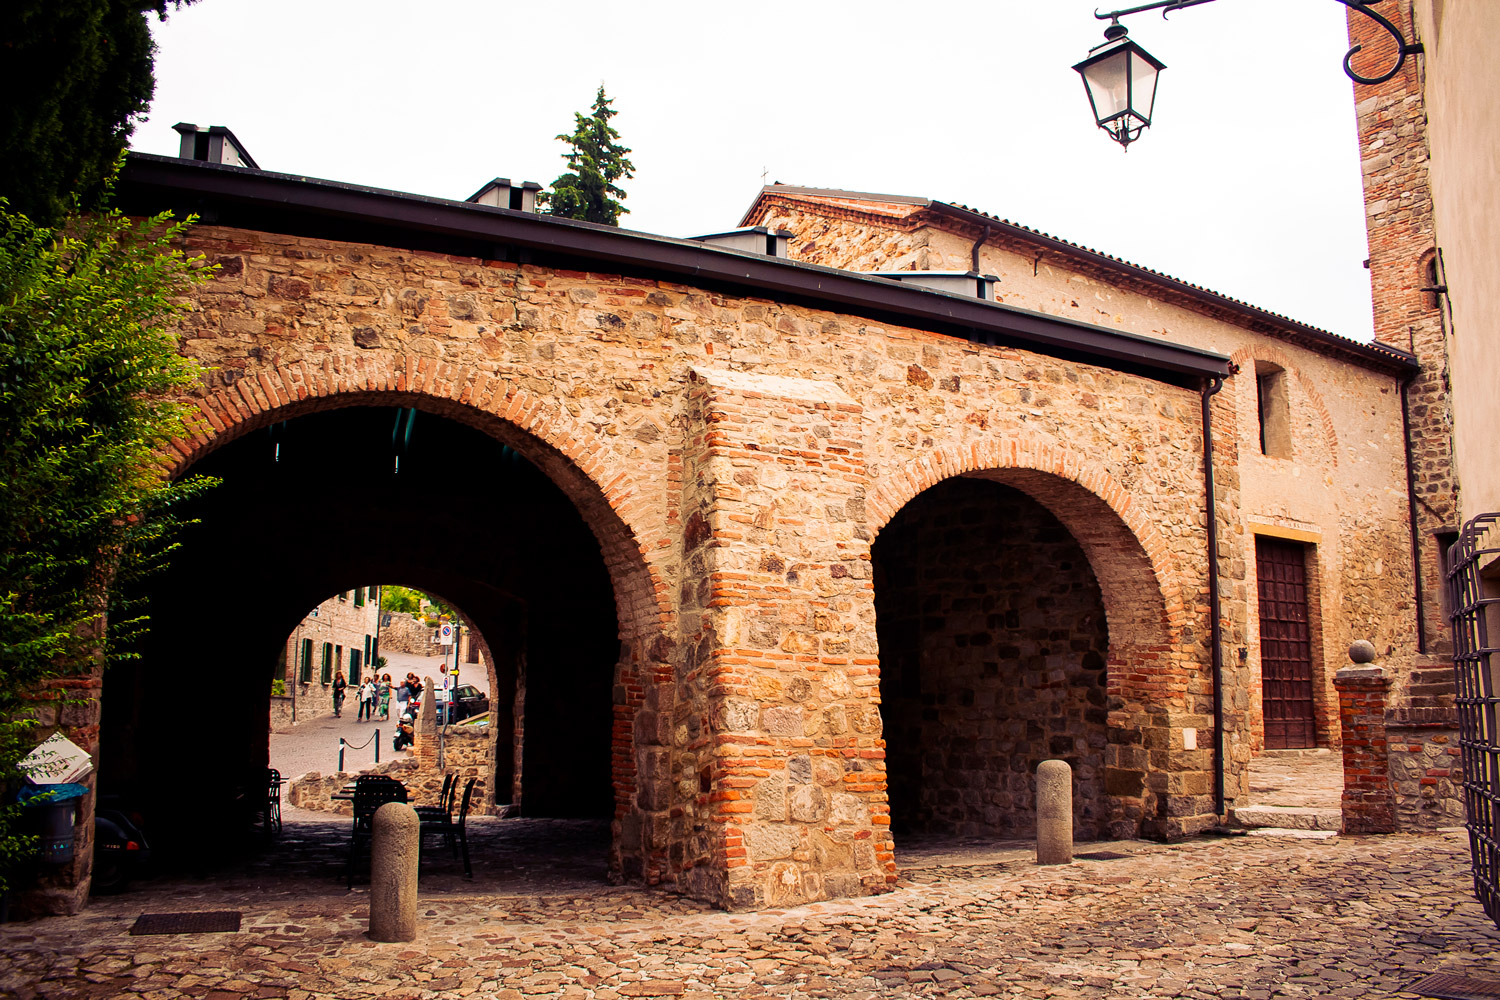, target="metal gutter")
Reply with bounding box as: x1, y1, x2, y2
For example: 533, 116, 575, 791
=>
117, 154, 1231, 387
1400, 373, 1428, 652
1201, 376, 1227, 819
